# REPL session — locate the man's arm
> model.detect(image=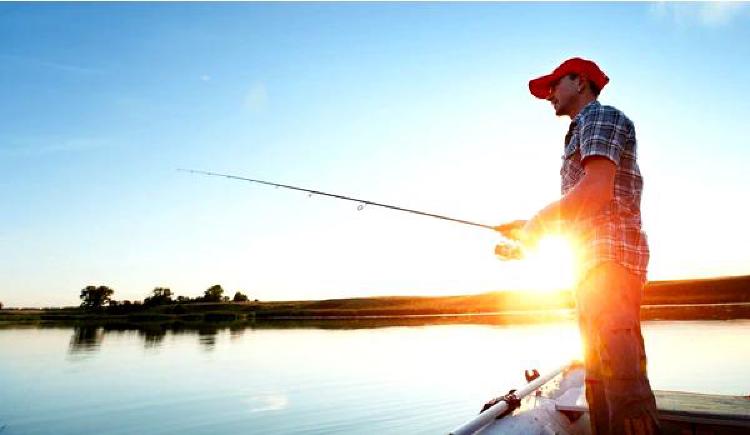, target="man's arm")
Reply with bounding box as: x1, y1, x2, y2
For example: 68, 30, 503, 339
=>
534, 156, 615, 227
498, 156, 616, 247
